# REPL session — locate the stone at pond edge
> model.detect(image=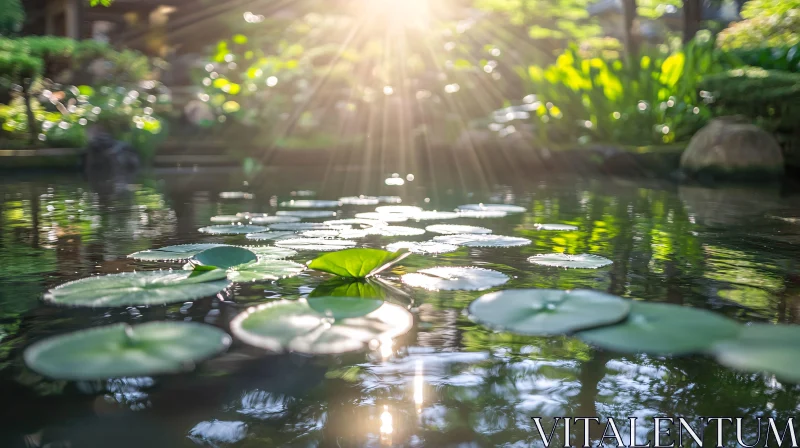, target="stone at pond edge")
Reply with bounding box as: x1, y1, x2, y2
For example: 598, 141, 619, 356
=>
680, 117, 784, 179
